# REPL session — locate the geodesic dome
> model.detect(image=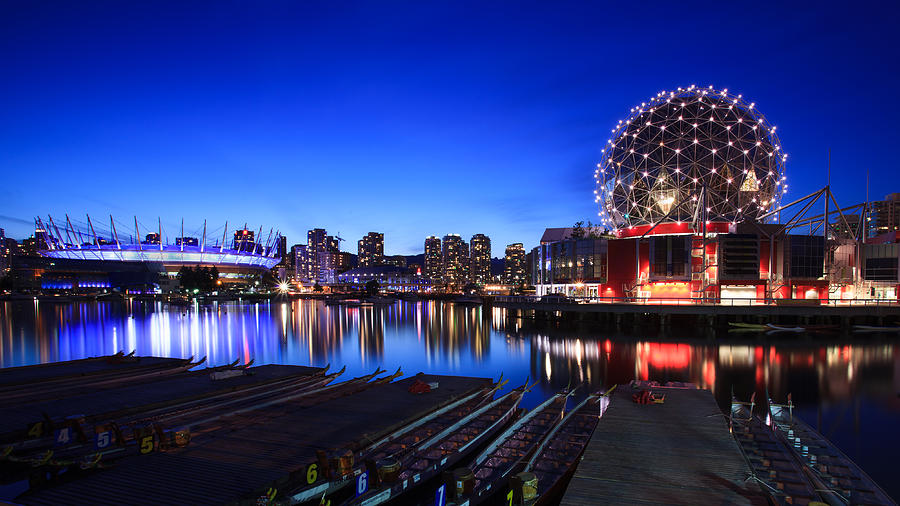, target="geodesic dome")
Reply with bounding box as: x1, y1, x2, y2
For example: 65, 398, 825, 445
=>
595, 85, 787, 231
